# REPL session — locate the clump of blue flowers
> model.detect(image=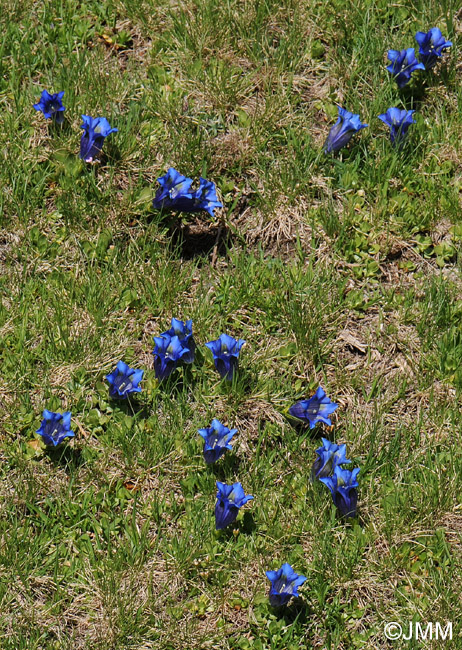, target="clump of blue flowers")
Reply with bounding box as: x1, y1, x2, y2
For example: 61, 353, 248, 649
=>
415, 28, 452, 70
289, 387, 338, 429
79, 115, 118, 162
191, 177, 223, 217
36, 410, 75, 447
153, 168, 194, 211
312, 438, 351, 479
106, 360, 144, 399
266, 563, 306, 608
324, 106, 368, 153
205, 334, 245, 381
153, 167, 222, 217
386, 48, 425, 88
152, 334, 190, 380
198, 419, 237, 464
160, 318, 195, 364
378, 108, 416, 145
215, 481, 253, 530
33, 90, 66, 123
320, 466, 360, 518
